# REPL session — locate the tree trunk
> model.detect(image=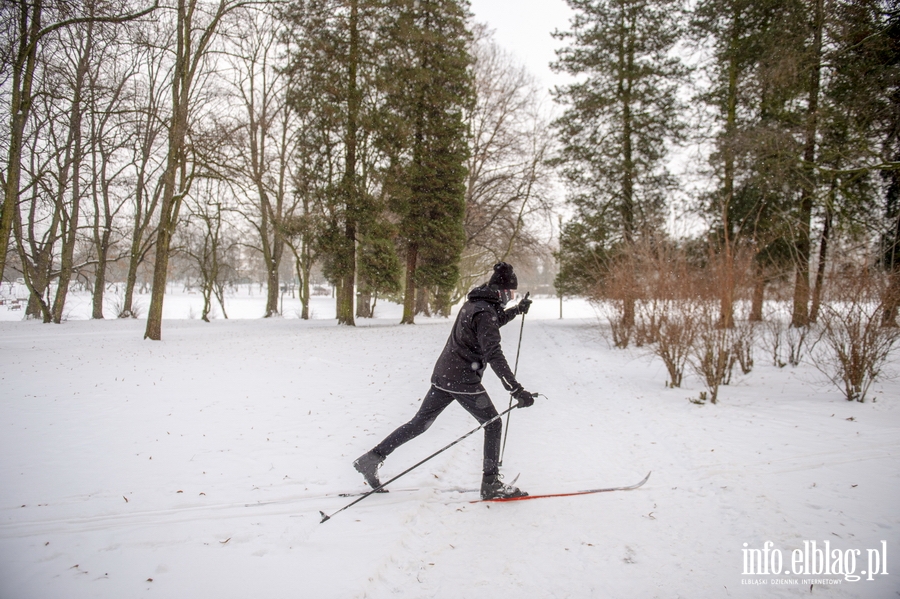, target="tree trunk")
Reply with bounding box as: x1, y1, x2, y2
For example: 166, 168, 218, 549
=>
296, 258, 309, 320
416, 286, 430, 317
121, 230, 147, 318
263, 227, 280, 317
749, 254, 767, 321
790, 0, 824, 327
809, 201, 832, 323
145, 0, 210, 340
265, 265, 280, 316
120, 172, 160, 318
51, 24, 94, 324
0, 1, 41, 285
401, 242, 417, 324
719, 240, 735, 329
884, 269, 900, 327
335, 0, 360, 327
14, 188, 60, 322
91, 172, 113, 320
882, 206, 900, 327
91, 237, 109, 319
145, 104, 189, 339
356, 290, 372, 318
718, 18, 740, 329
618, 9, 637, 328
336, 224, 356, 325
254, 155, 281, 317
